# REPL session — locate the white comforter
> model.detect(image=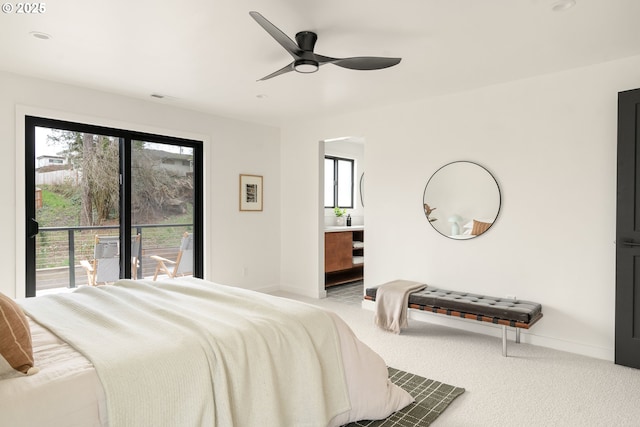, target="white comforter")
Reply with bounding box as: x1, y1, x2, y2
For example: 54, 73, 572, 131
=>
2, 278, 411, 427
